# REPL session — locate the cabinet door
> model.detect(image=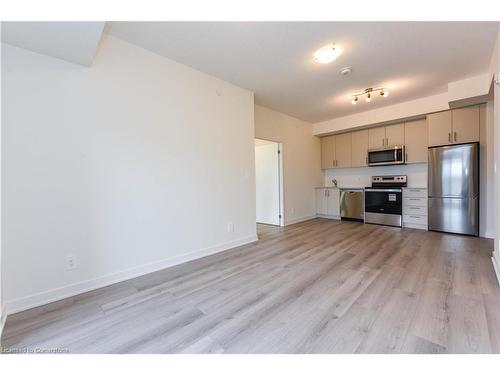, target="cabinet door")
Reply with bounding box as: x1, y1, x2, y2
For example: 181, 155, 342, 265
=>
452, 106, 479, 144
334, 133, 351, 168
351, 129, 369, 167
428, 110, 452, 147
368, 127, 386, 149
404, 119, 428, 163
316, 189, 328, 215
320, 136, 336, 169
327, 189, 340, 217
385, 123, 405, 146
